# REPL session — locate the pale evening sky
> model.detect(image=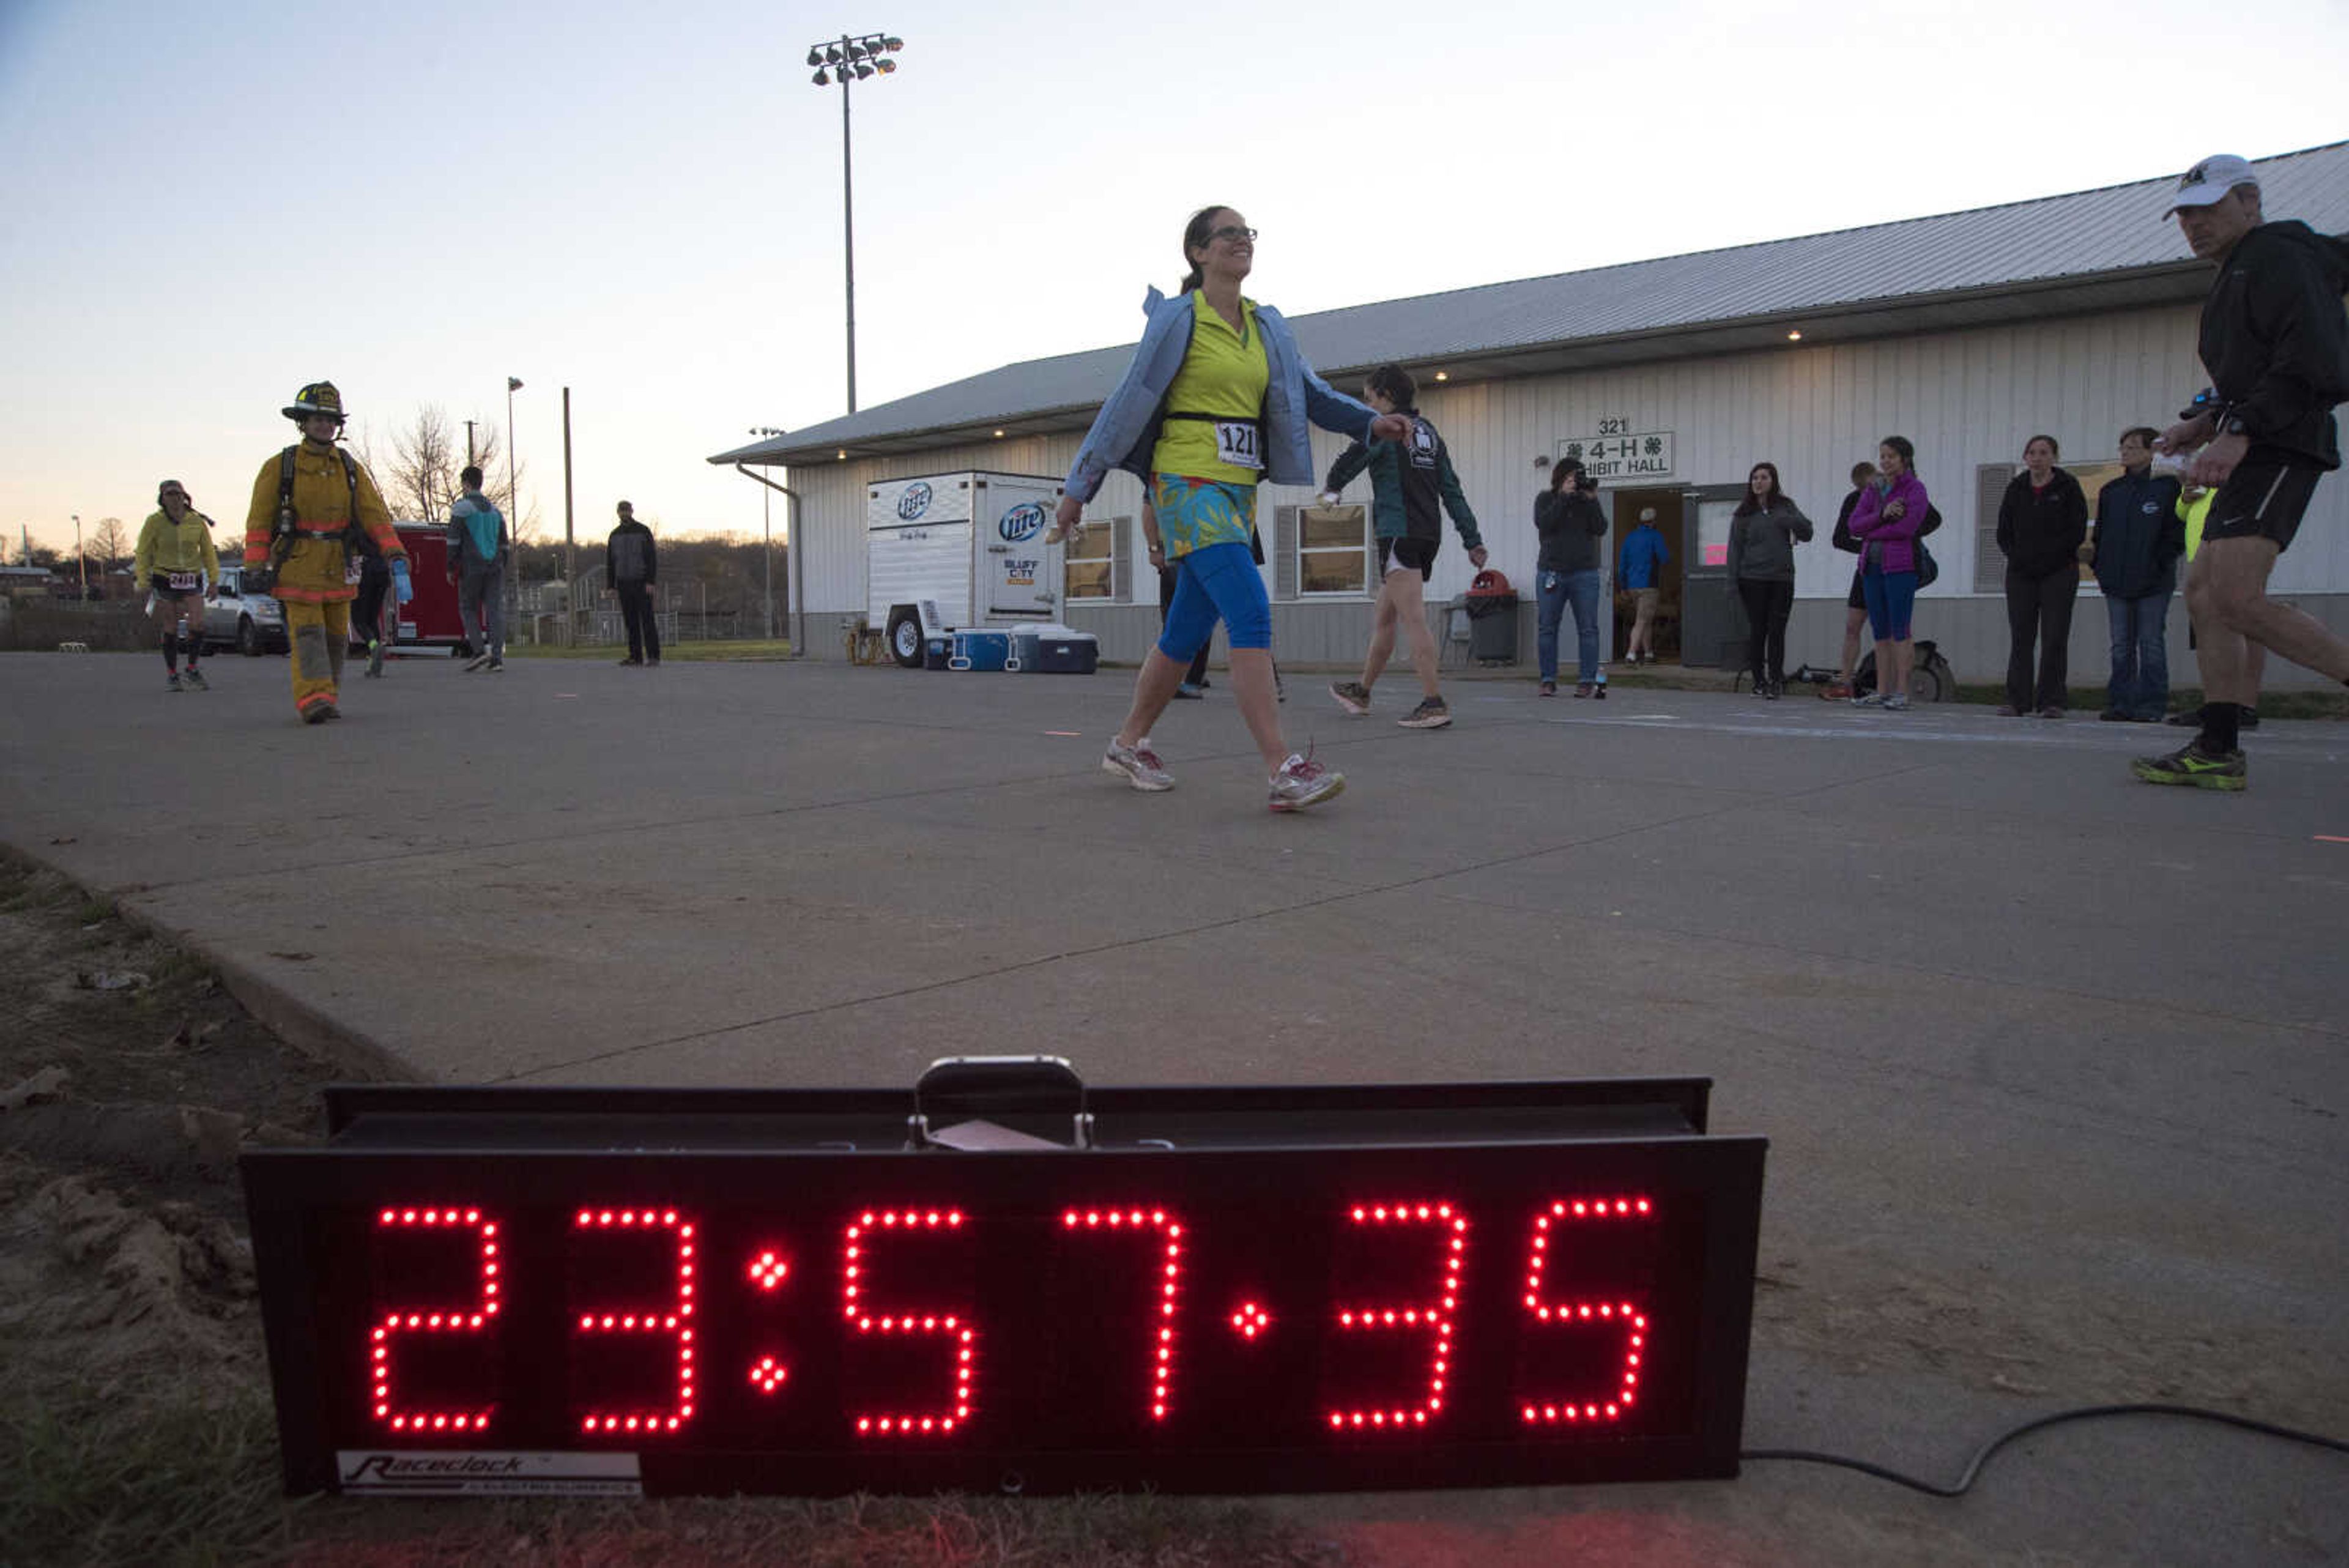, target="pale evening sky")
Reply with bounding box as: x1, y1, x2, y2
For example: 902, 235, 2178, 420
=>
2, 0, 2344, 560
